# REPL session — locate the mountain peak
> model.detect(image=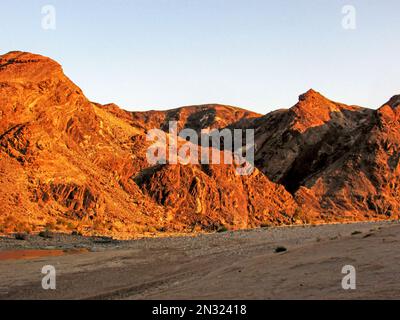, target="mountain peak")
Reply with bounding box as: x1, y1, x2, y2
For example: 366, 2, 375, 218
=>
0, 51, 60, 66
289, 89, 358, 132
0, 51, 63, 83
385, 95, 400, 109
298, 89, 327, 102
294, 89, 337, 114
